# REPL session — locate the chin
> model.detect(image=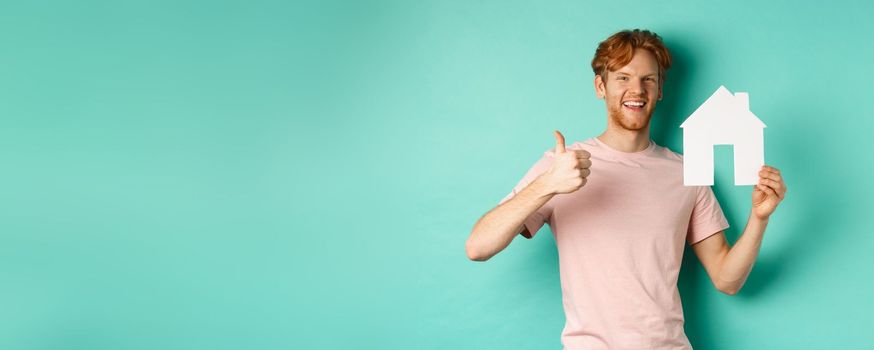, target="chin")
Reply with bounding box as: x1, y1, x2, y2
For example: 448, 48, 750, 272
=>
618, 113, 652, 131
607, 105, 654, 131
620, 121, 648, 130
